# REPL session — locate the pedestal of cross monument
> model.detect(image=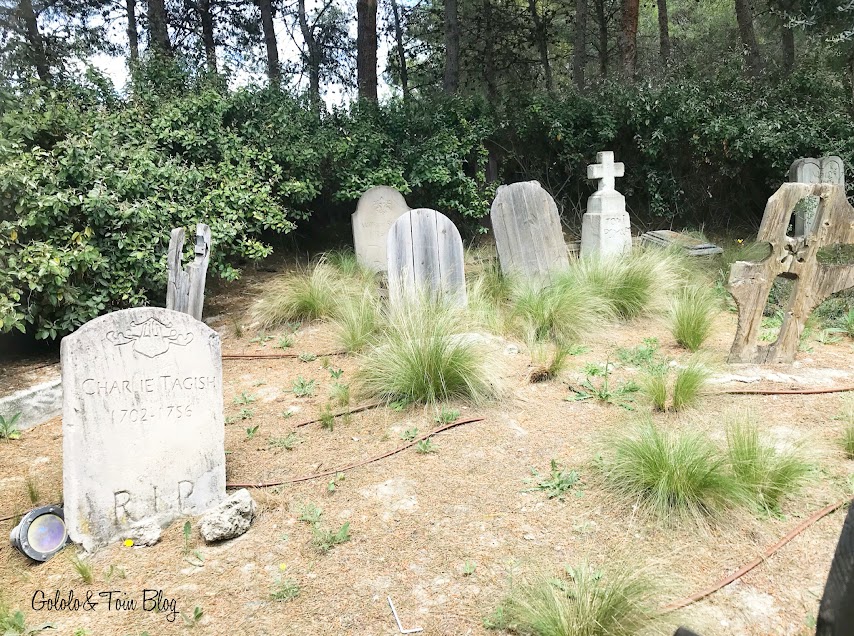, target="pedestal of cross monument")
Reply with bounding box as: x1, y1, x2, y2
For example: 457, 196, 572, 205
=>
580, 151, 632, 258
